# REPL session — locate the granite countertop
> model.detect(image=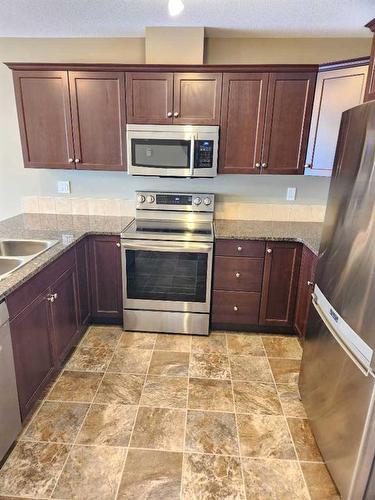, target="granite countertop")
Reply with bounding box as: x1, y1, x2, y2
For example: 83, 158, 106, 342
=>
214, 219, 323, 255
0, 213, 134, 302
